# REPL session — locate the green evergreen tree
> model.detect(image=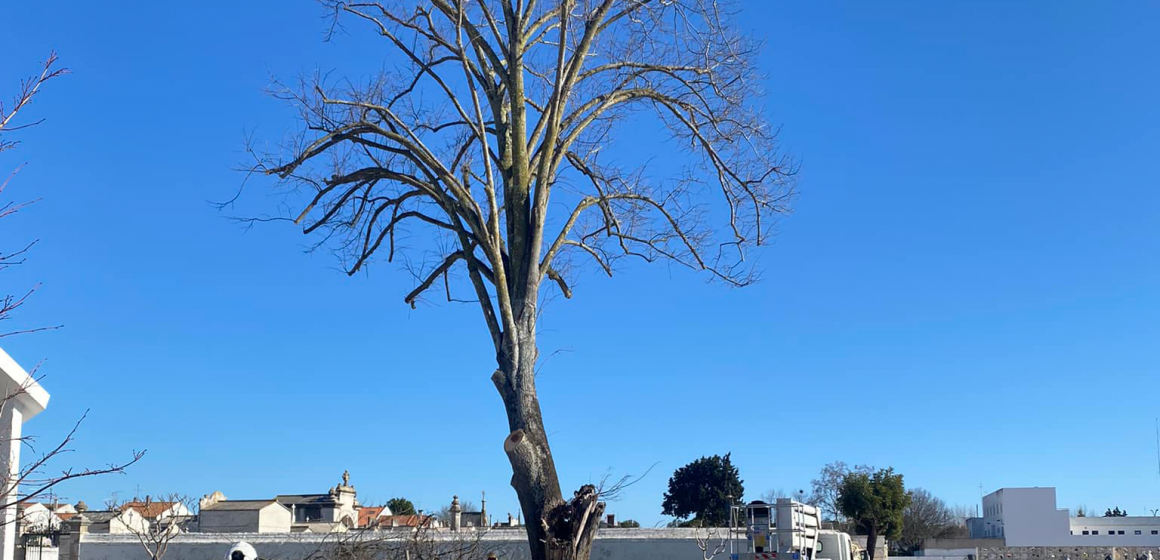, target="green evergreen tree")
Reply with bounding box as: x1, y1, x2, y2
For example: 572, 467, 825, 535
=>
387, 497, 416, 516
838, 467, 910, 560
661, 453, 744, 527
